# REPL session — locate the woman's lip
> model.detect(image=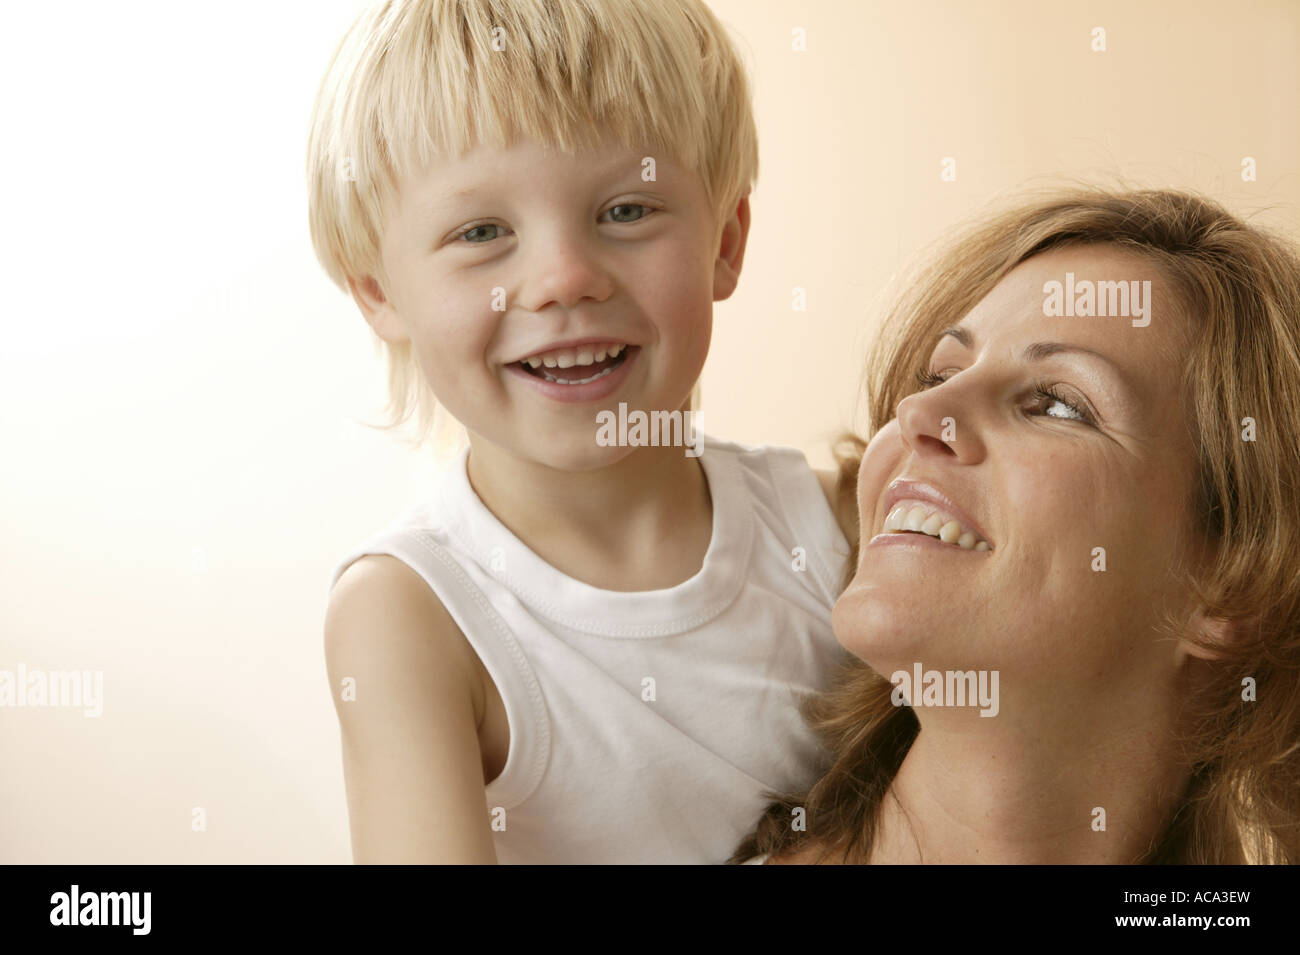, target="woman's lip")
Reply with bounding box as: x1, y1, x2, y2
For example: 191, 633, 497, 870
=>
503, 346, 638, 403
866, 531, 993, 553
